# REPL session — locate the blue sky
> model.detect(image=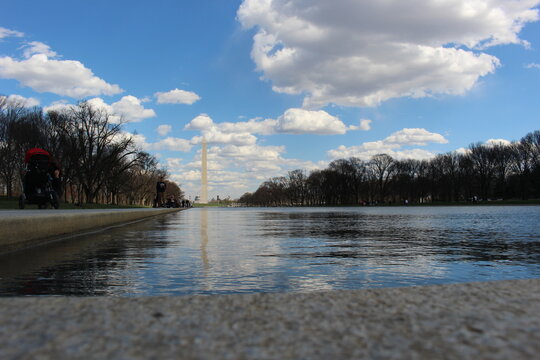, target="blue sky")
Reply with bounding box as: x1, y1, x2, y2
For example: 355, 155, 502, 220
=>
1, 0, 540, 200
